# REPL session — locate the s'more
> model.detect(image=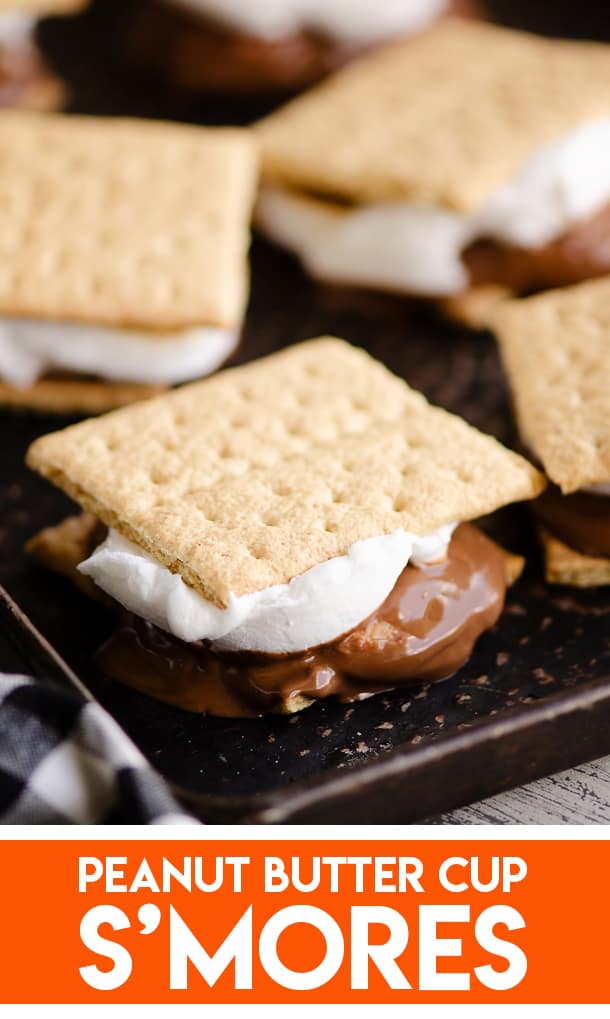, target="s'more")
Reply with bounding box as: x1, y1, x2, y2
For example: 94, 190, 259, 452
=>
256, 20, 610, 325
493, 279, 610, 587
26, 338, 544, 717
123, 0, 479, 98
0, 1, 86, 111
0, 112, 258, 414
